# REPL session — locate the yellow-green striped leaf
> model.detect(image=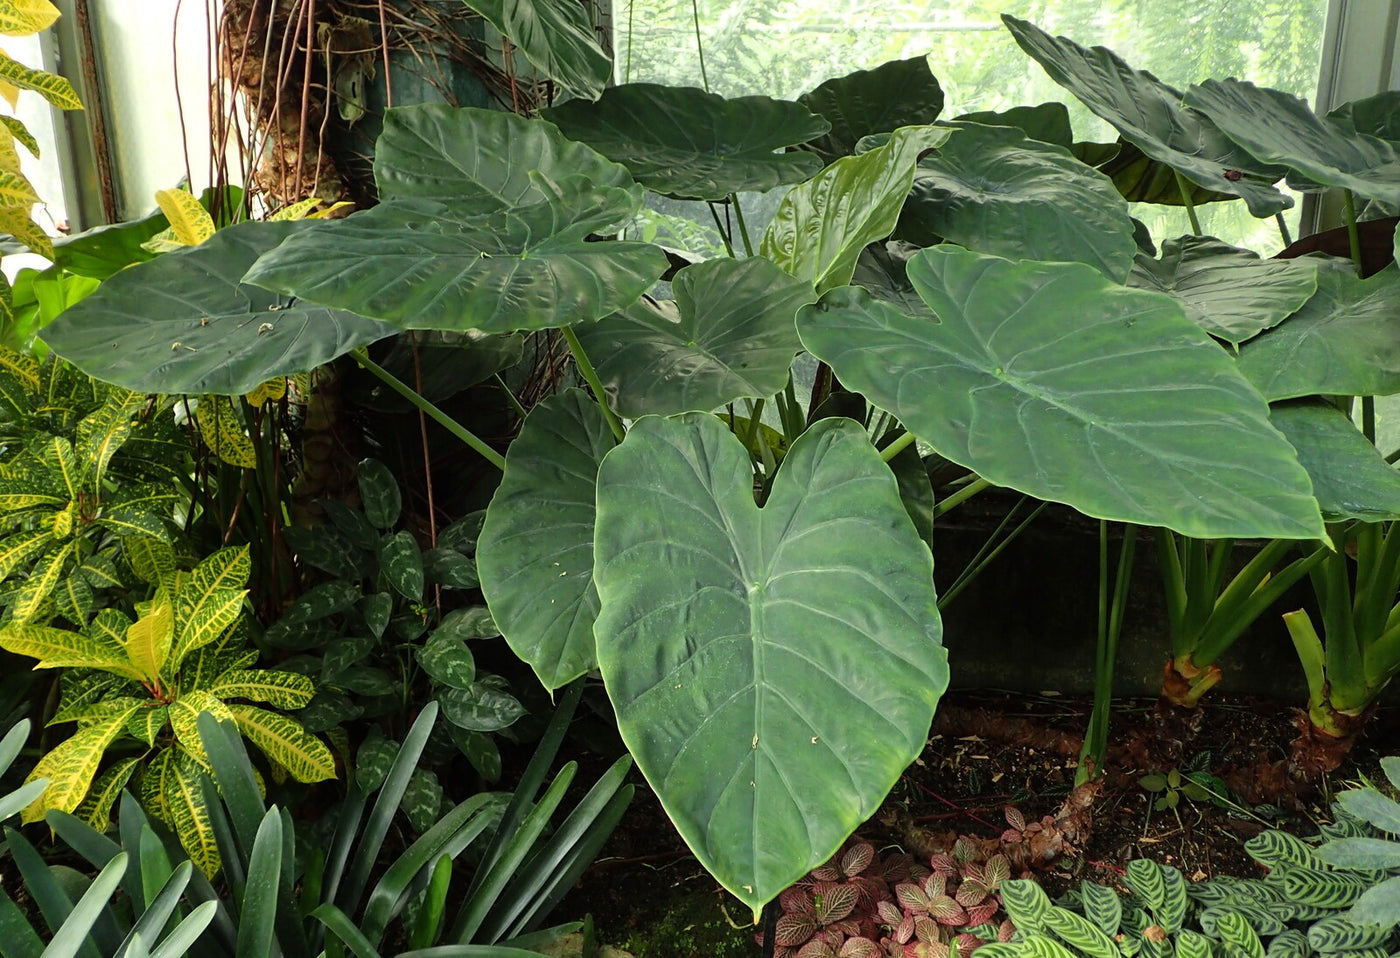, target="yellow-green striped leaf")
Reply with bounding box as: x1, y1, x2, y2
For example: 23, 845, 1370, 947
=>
170, 546, 250, 670
86, 606, 133, 646
126, 703, 167, 747
9, 540, 74, 621
0, 0, 60, 36
1, 621, 126, 676
168, 689, 234, 767
194, 395, 257, 468
243, 378, 287, 409
140, 747, 175, 824
53, 573, 94, 623
77, 389, 140, 484
23, 701, 142, 822
0, 49, 78, 109
268, 198, 323, 221
124, 596, 173, 683
153, 188, 215, 247
165, 749, 220, 876
0, 529, 54, 581
229, 703, 335, 782
124, 536, 176, 586
40, 435, 79, 498
0, 203, 51, 257
50, 670, 130, 724
0, 343, 39, 390
74, 755, 139, 832
0, 484, 64, 510
205, 669, 314, 709
0, 167, 37, 206
0, 116, 39, 157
